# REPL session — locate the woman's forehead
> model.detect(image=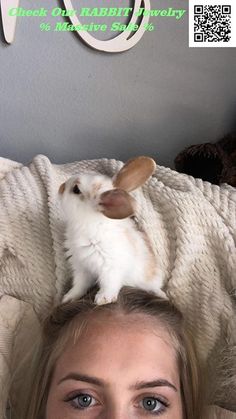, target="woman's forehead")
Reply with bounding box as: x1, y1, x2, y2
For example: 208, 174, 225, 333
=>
53, 312, 180, 389
66, 310, 176, 351
71, 309, 166, 332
